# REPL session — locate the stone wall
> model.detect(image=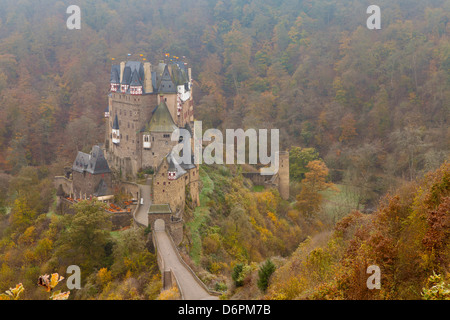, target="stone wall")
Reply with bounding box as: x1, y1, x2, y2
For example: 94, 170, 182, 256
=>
169, 220, 184, 246
152, 161, 186, 213
118, 181, 140, 200
107, 92, 158, 176
54, 176, 73, 195
148, 213, 172, 231
72, 171, 112, 199
187, 165, 200, 206
140, 132, 177, 169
